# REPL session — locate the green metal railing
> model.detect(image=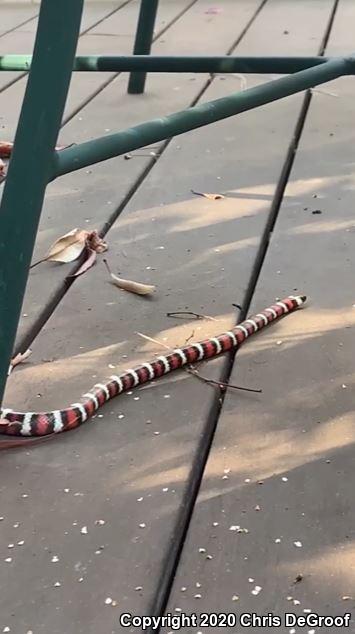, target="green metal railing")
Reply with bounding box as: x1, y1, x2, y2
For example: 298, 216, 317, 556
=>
0, 0, 354, 405
127, 0, 159, 93
0, 54, 339, 74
